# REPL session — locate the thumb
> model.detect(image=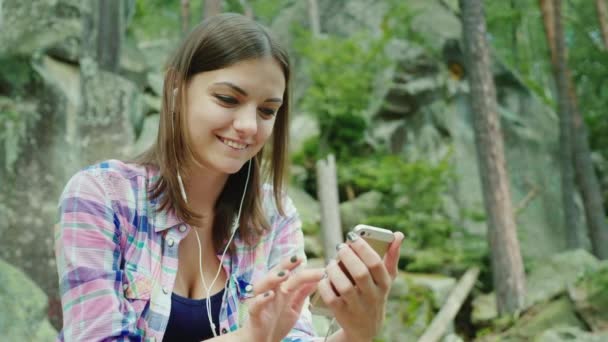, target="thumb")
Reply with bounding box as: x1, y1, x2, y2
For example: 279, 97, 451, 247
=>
384, 232, 404, 279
